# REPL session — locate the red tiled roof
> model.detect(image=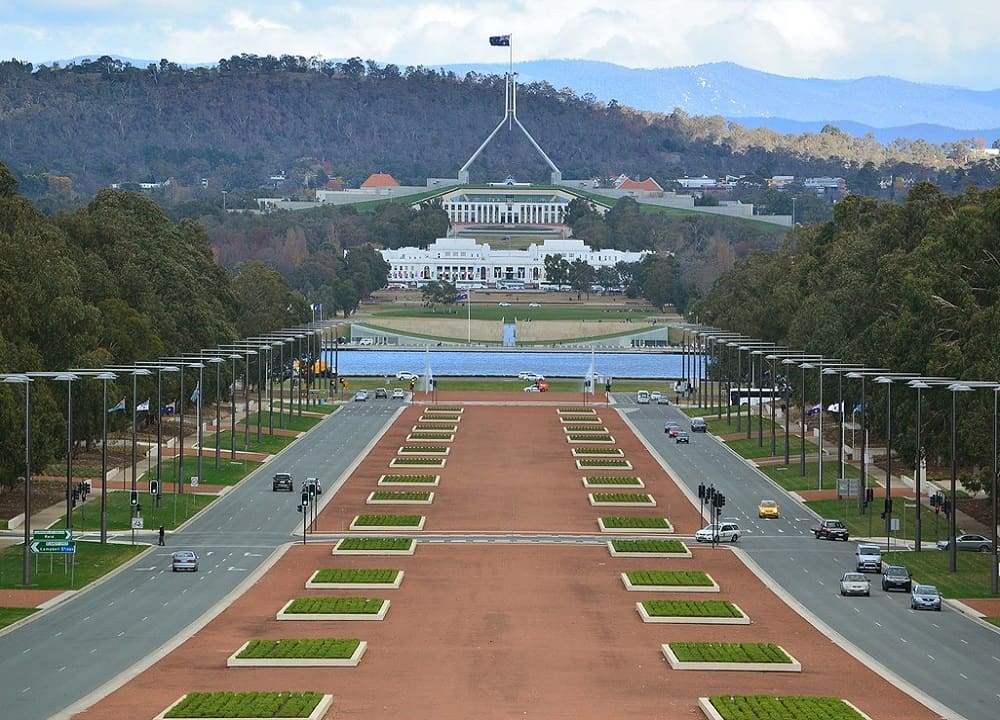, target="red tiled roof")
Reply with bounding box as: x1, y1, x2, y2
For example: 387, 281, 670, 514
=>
619, 177, 663, 191
361, 172, 400, 188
